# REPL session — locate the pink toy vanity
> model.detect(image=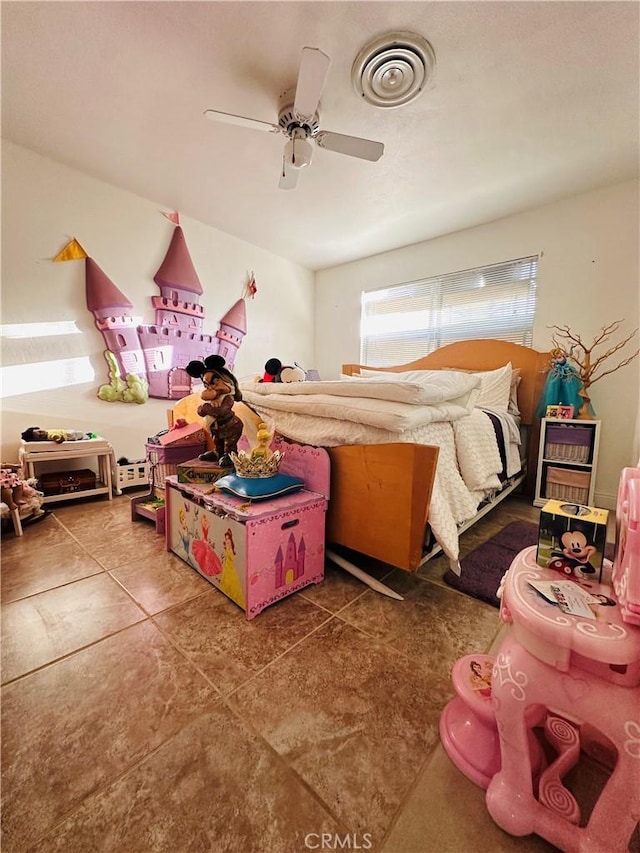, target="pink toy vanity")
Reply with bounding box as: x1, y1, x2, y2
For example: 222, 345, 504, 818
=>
440, 466, 640, 852
165, 441, 329, 619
